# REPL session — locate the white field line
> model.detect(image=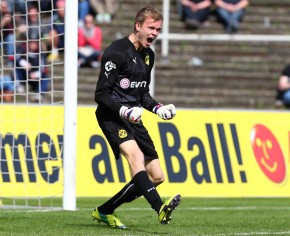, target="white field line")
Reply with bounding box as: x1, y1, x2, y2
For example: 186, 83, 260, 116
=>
116, 206, 290, 211
201, 232, 290, 236
1, 206, 290, 212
